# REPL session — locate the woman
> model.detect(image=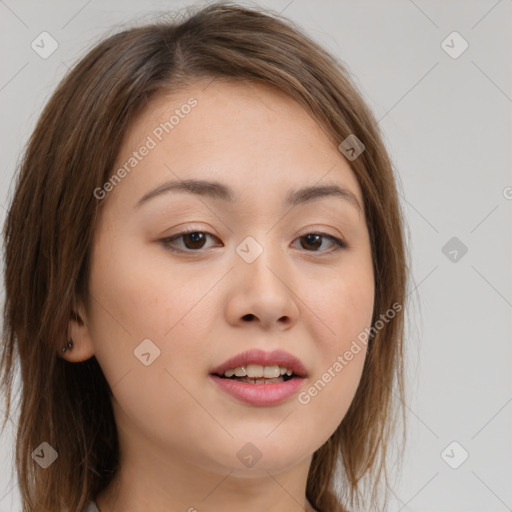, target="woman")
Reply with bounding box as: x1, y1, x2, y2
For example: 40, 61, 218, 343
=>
0, 2, 408, 511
